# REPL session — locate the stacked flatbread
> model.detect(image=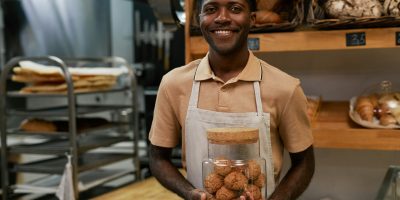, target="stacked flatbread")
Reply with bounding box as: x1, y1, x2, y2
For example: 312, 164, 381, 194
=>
12, 61, 128, 94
